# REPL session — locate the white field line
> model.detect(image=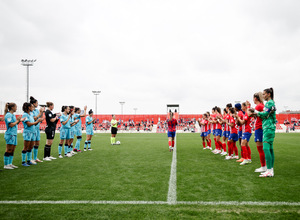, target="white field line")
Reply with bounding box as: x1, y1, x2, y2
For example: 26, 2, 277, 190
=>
0, 200, 299, 206
167, 134, 177, 204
